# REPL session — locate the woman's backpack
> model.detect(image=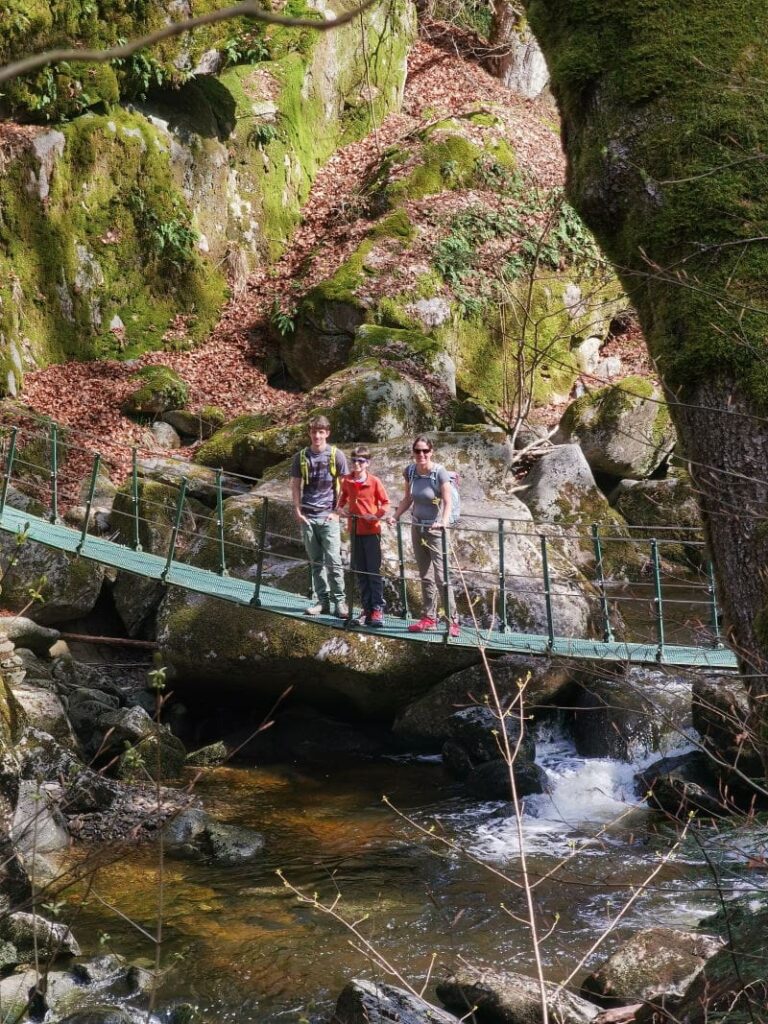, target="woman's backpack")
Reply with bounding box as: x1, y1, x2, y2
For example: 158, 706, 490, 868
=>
406, 463, 461, 525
